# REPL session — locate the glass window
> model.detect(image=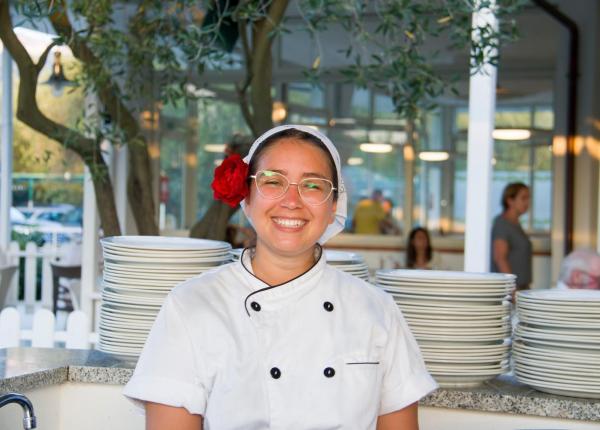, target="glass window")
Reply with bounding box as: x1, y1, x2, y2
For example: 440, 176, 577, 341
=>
534, 106, 554, 130
351, 88, 370, 118
495, 106, 531, 128
288, 82, 324, 109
